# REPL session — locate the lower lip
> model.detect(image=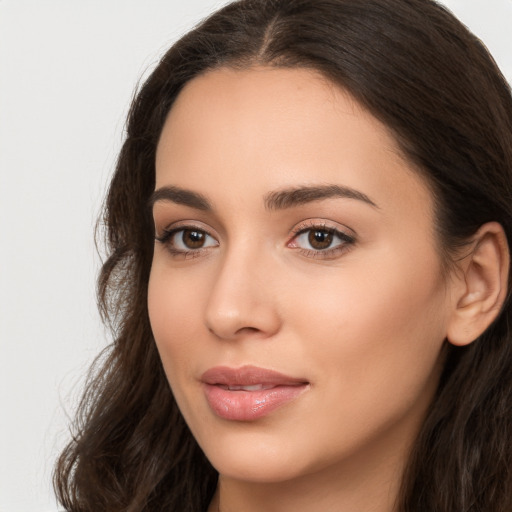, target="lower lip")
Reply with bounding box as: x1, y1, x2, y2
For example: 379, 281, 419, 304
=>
203, 383, 308, 421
